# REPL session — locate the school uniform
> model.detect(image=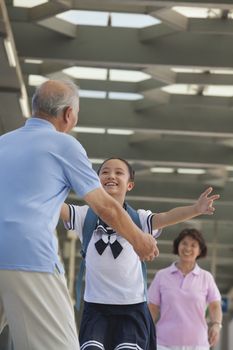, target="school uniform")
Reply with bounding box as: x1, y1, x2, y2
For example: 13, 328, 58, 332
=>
64, 205, 161, 350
